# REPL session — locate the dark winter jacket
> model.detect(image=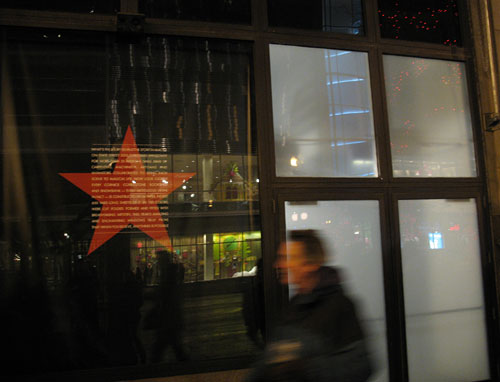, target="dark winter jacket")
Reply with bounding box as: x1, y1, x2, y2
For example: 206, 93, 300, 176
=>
246, 266, 372, 382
